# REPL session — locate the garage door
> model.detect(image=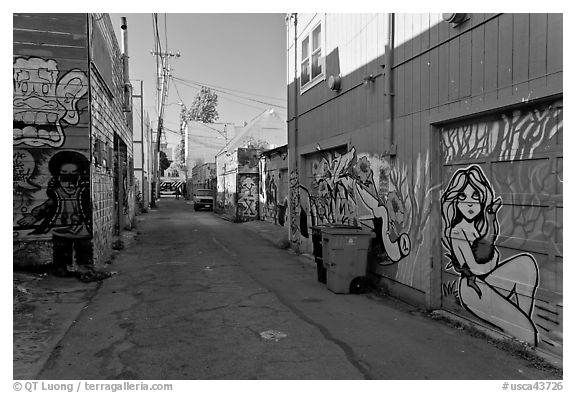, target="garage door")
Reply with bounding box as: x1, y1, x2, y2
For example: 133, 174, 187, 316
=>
439, 100, 562, 354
